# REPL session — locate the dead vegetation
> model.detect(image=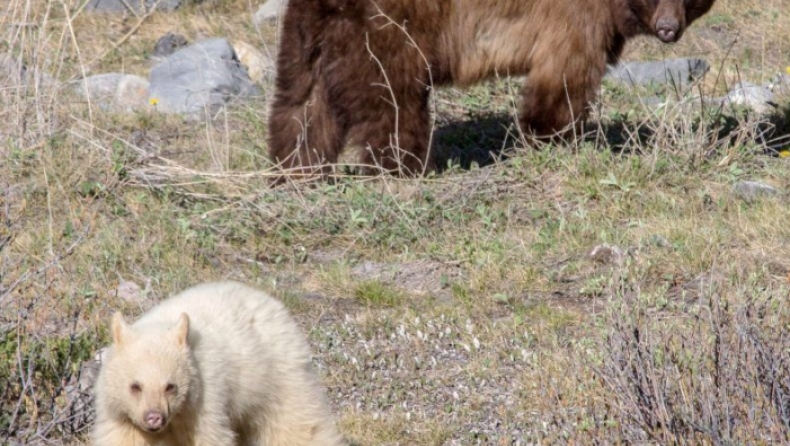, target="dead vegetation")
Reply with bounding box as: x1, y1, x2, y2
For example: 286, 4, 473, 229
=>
1, 0, 790, 444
